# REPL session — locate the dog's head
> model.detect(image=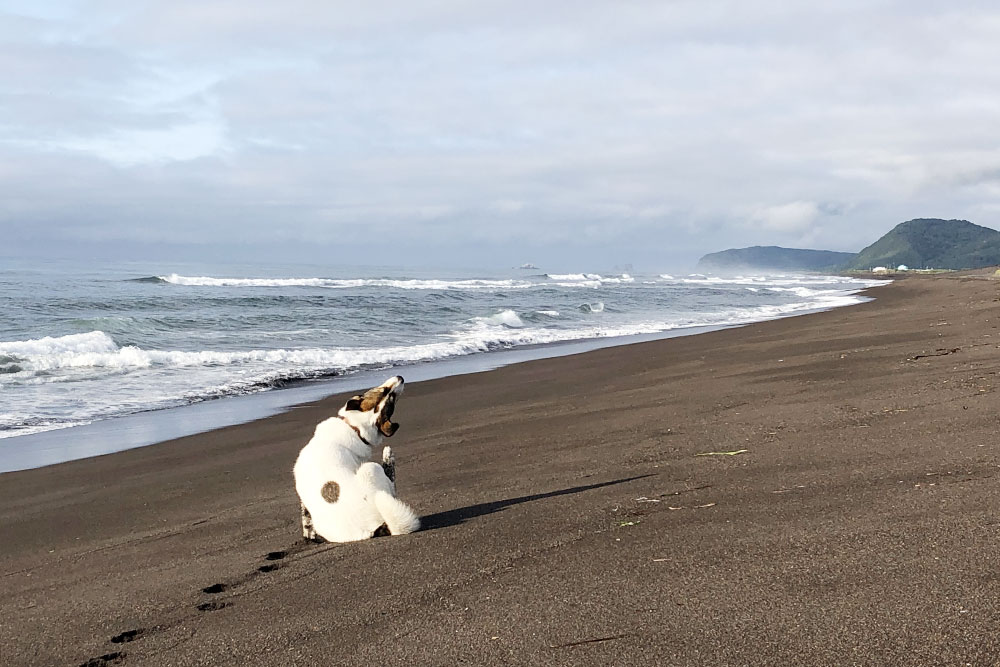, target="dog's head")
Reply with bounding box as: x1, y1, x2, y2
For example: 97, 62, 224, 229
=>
339, 375, 404, 438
